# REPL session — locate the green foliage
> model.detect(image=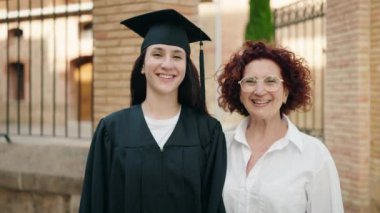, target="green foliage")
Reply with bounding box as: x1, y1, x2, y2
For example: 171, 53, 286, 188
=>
245, 0, 274, 42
